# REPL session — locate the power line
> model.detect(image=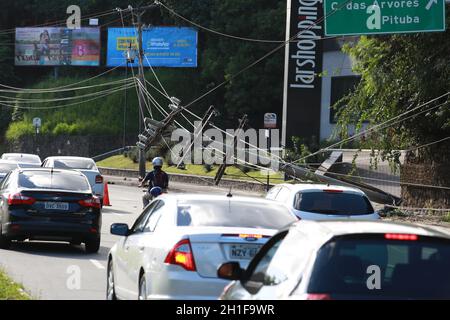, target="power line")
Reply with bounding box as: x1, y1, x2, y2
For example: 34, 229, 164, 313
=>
0, 63, 126, 93
0, 8, 117, 36
0, 78, 134, 98
182, 0, 354, 110
0, 83, 133, 110
291, 93, 450, 164
158, 0, 338, 44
